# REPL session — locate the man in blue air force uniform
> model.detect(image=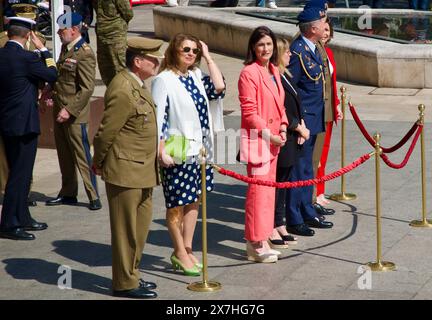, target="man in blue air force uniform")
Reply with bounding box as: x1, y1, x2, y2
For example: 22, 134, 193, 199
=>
286, 6, 334, 237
